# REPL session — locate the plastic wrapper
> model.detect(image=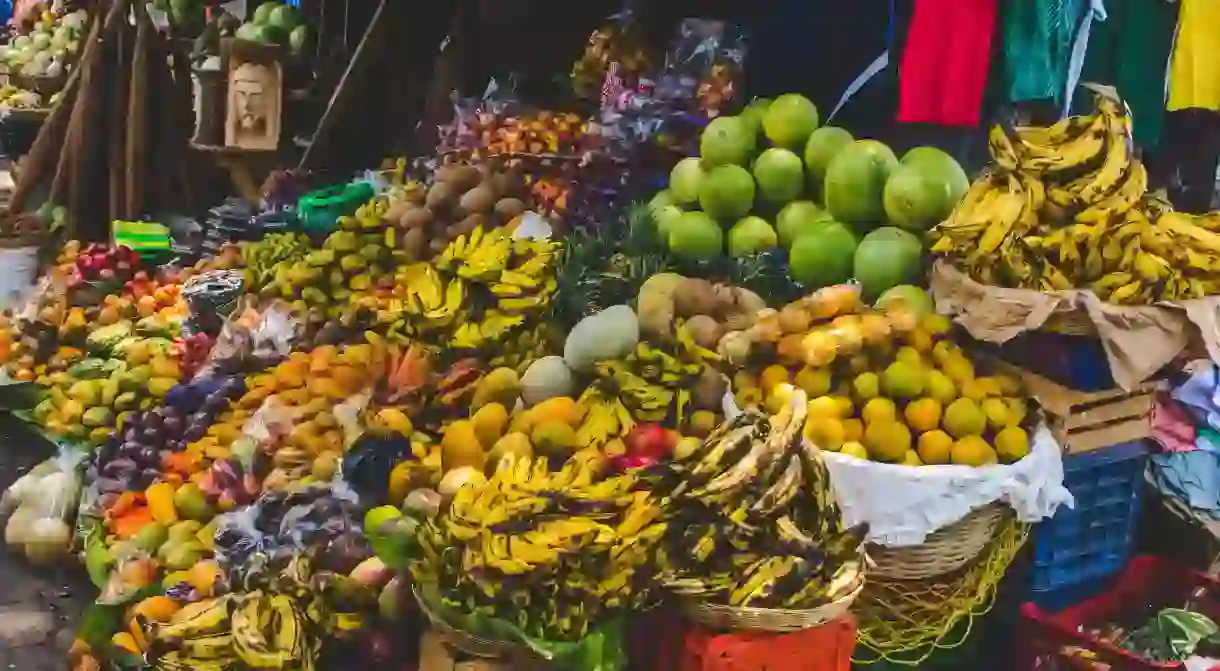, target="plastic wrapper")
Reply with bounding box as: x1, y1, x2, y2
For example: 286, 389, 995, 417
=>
194, 298, 300, 379
571, 7, 653, 101
594, 18, 746, 159
341, 430, 414, 507
1, 447, 84, 565
434, 78, 523, 156
181, 268, 244, 337
213, 483, 370, 585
